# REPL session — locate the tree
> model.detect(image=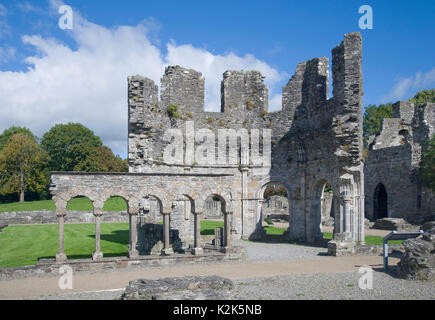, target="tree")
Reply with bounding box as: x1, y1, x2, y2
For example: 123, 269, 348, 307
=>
363, 103, 392, 144
409, 89, 435, 105
40, 123, 102, 171
421, 134, 435, 192
0, 133, 49, 202
0, 126, 38, 151
73, 145, 128, 172
264, 184, 287, 199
